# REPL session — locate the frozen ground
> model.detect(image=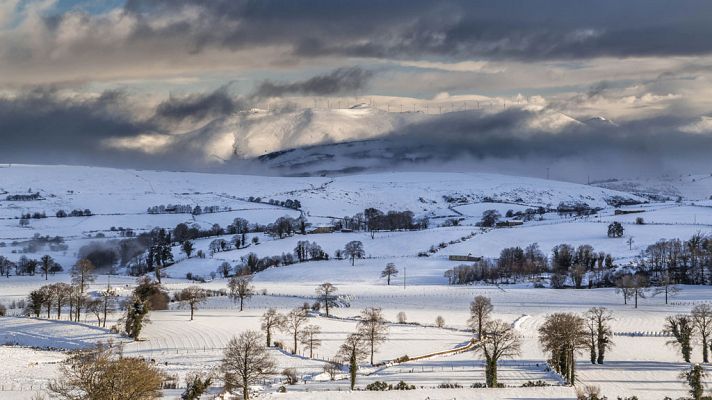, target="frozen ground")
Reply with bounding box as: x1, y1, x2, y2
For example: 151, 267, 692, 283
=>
1, 164, 712, 399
